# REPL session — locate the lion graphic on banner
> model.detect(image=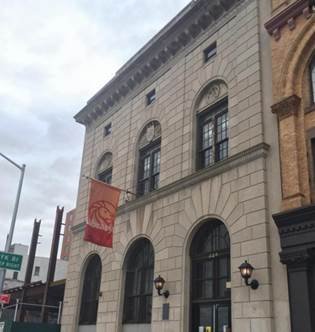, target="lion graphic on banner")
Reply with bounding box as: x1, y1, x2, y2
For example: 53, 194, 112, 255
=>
88, 200, 116, 233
